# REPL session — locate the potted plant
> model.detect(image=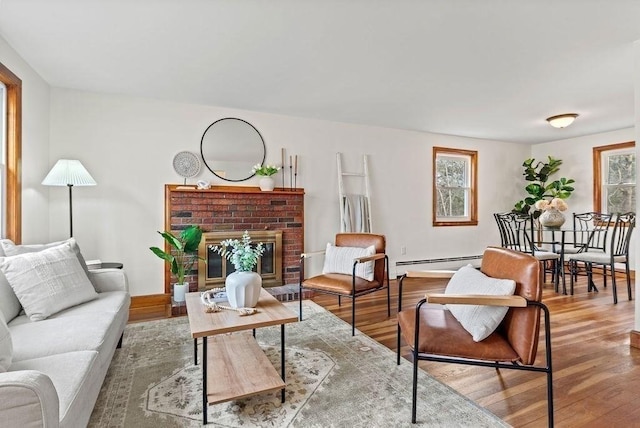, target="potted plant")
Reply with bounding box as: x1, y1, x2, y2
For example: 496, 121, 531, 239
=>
252, 163, 281, 191
149, 225, 203, 302
210, 230, 265, 308
513, 156, 575, 219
